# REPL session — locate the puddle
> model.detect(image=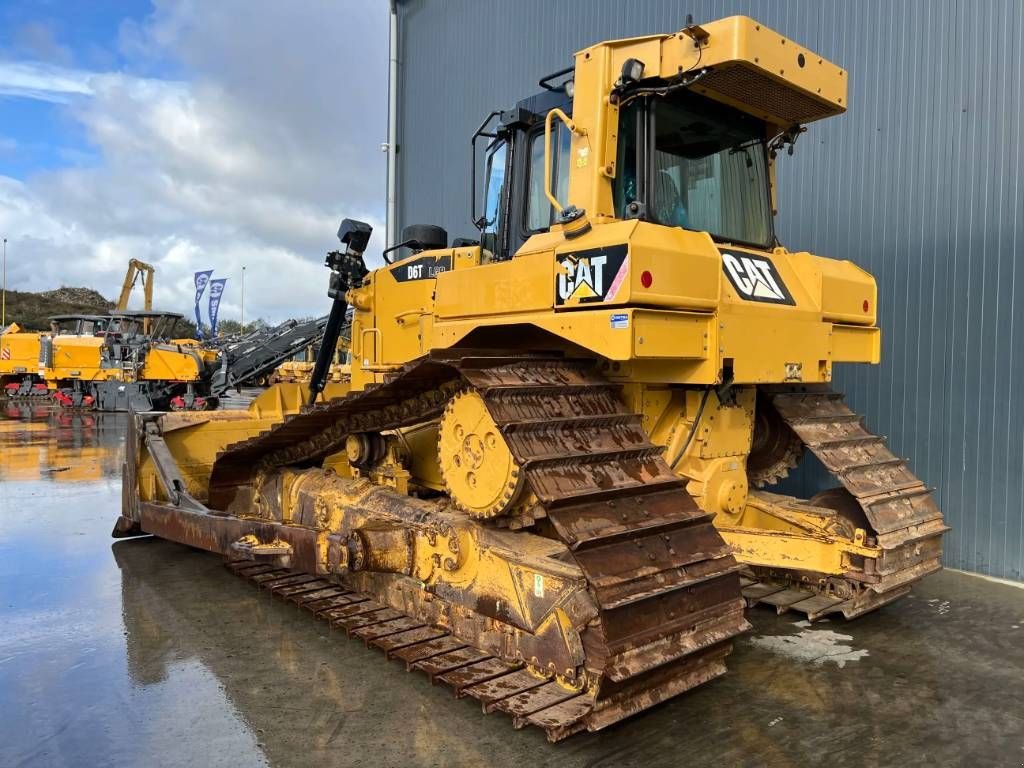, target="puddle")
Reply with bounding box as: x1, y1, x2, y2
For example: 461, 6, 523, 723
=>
749, 626, 869, 668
